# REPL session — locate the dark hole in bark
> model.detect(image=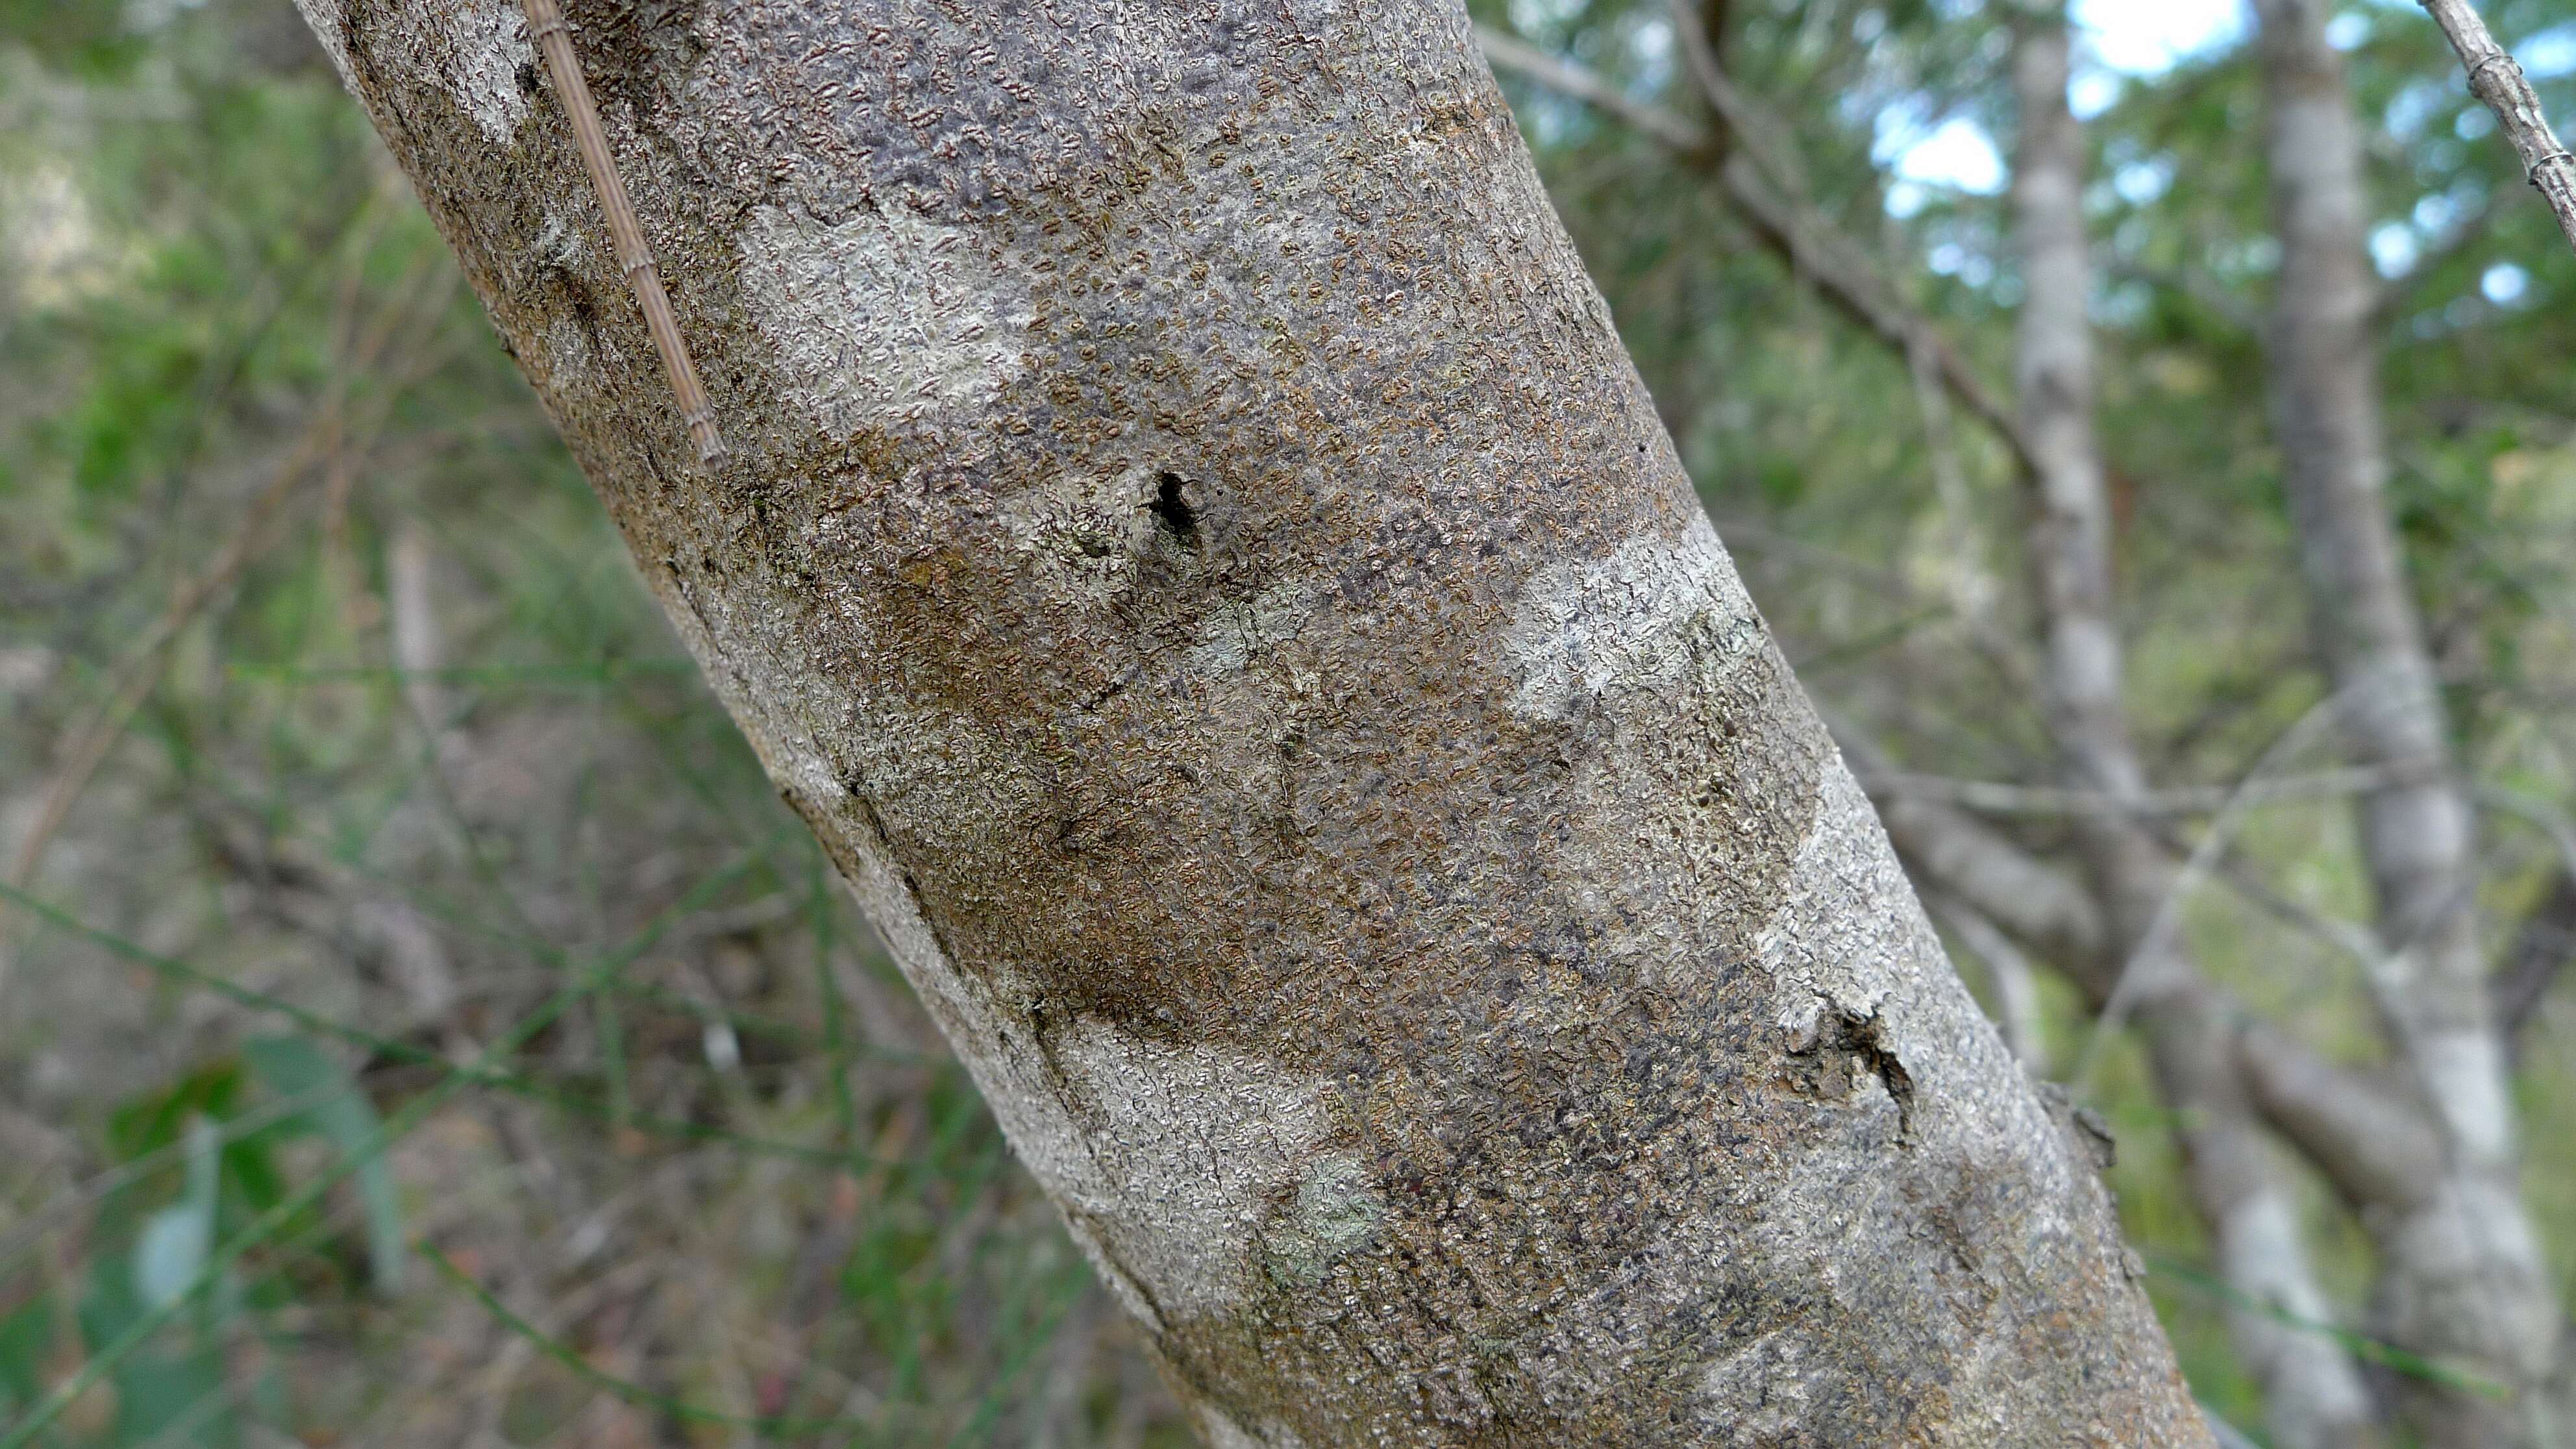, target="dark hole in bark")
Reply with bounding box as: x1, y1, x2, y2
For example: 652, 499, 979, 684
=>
1148, 471, 1200, 547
